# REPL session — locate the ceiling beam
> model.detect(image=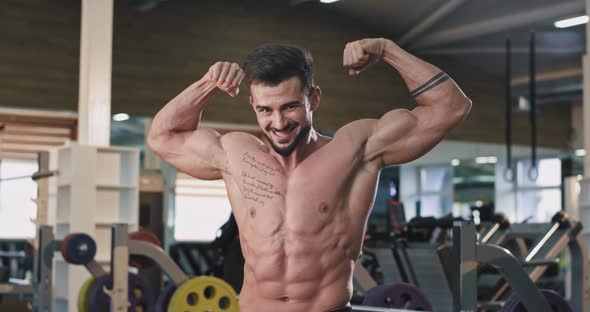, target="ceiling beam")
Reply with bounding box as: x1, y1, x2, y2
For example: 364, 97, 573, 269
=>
512, 67, 582, 86
409, 1, 584, 50
398, 0, 472, 47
